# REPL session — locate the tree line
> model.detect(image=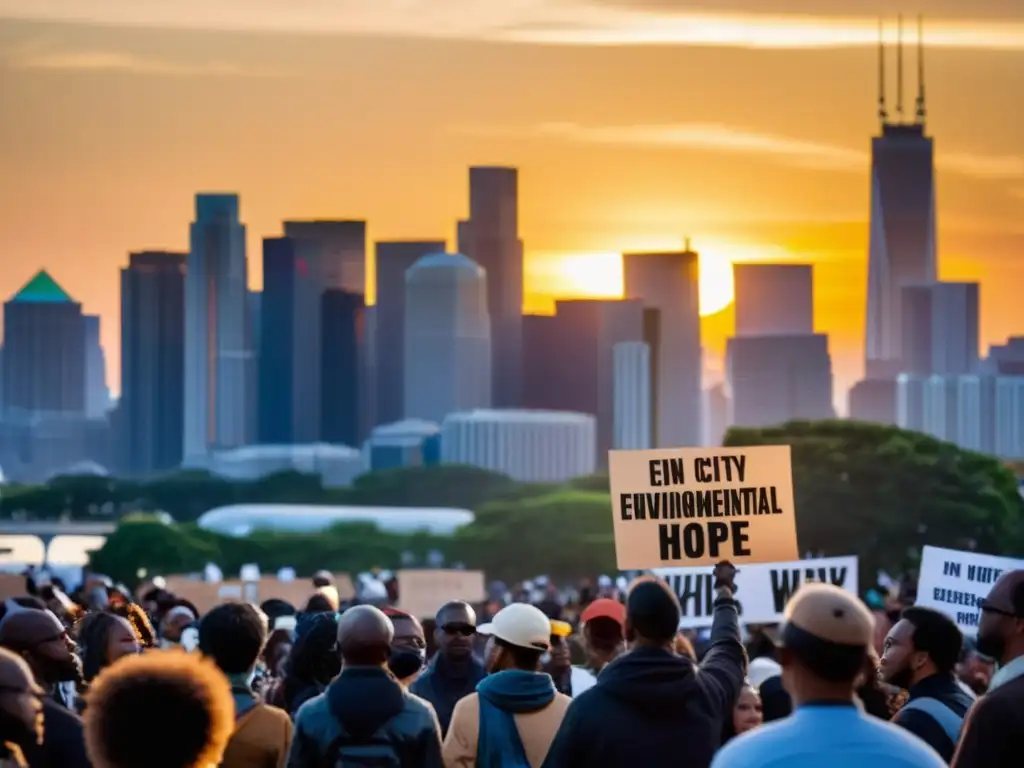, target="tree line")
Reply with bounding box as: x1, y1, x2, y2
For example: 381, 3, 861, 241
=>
12, 421, 1024, 588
